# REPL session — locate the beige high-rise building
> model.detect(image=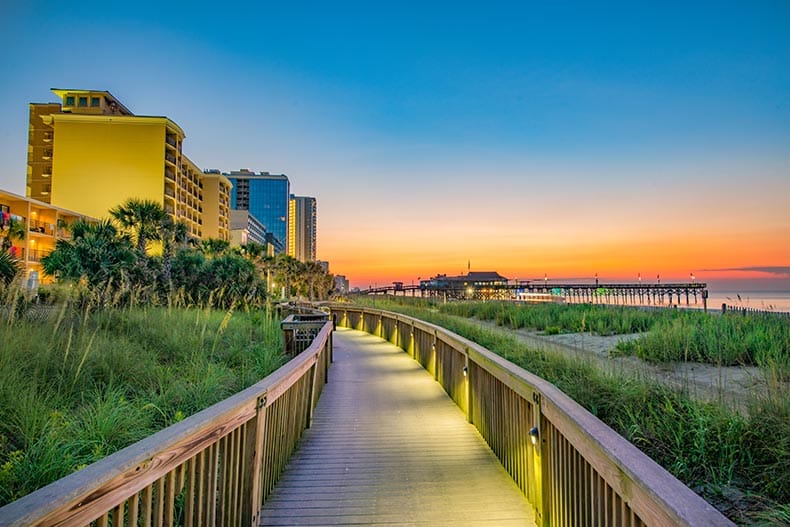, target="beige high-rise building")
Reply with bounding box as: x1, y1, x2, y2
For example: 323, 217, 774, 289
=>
26, 88, 230, 241
287, 195, 316, 262
200, 170, 232, 241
